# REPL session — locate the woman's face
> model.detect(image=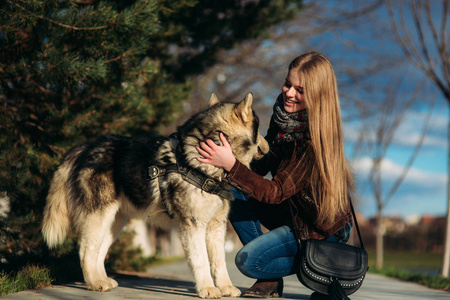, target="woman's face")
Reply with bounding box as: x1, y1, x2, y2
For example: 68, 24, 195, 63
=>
281, 68, 307, 113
